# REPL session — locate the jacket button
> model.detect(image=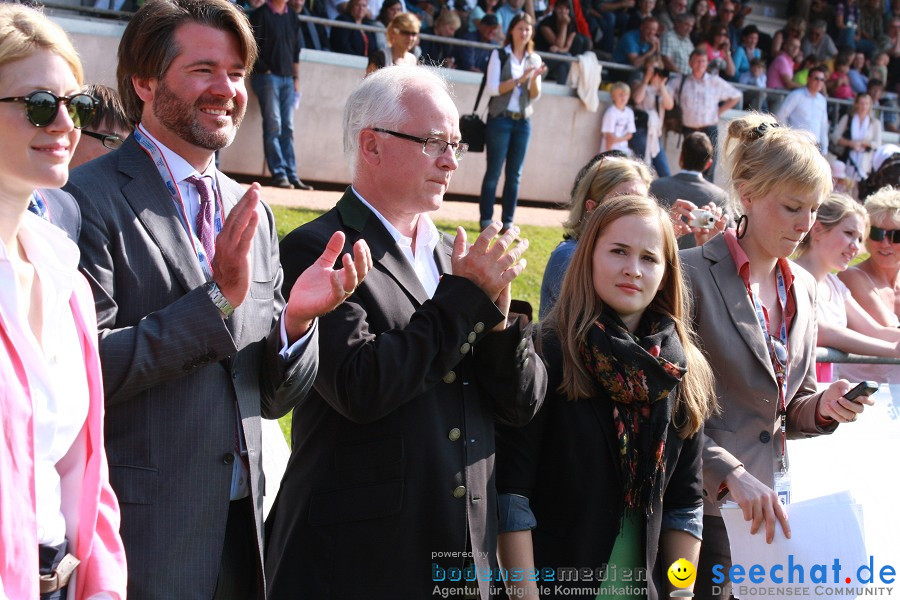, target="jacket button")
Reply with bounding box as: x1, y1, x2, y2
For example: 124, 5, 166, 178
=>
460, 342, 471, 354
759, 431, 771, 443
448, 428, 461, 441
468, 332, 477, 343
222, 453, 235, 465
473, 322, 485, 333
443, 371, 457, 384
452, 485, 467, 499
